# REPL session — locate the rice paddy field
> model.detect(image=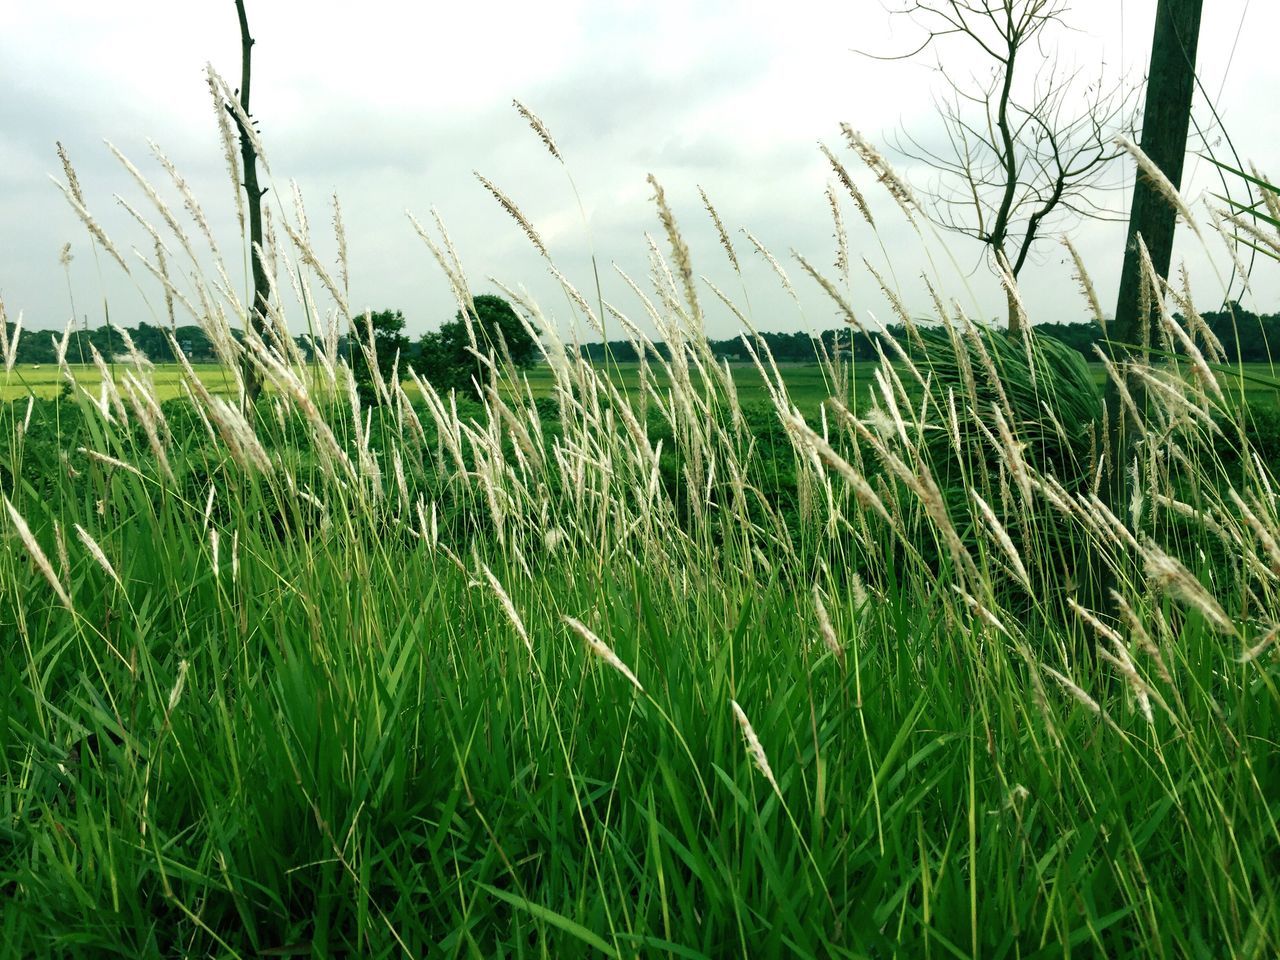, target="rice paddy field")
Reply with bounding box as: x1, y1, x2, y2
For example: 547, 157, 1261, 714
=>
4, 100, 1280, 960
2, 363, 242, 403
6, 358, 1280, 413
